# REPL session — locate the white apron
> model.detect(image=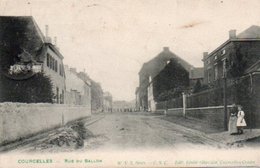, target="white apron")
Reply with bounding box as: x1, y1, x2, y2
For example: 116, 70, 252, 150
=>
237, 110, 247, 127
